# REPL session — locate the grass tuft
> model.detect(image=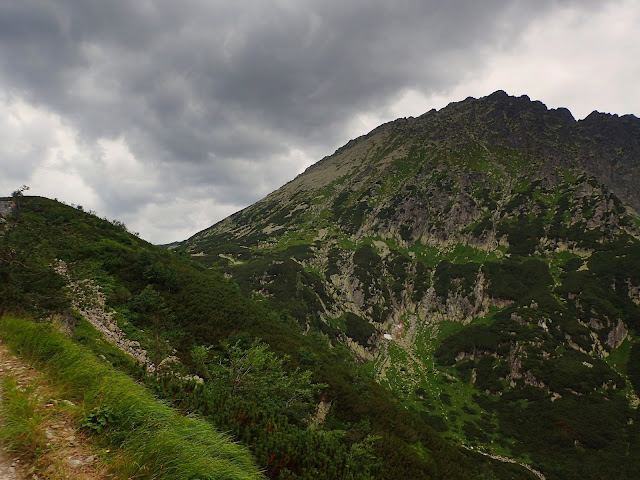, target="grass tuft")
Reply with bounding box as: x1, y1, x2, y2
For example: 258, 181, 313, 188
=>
0, 316, 263, 480
0, 378, 46, 459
